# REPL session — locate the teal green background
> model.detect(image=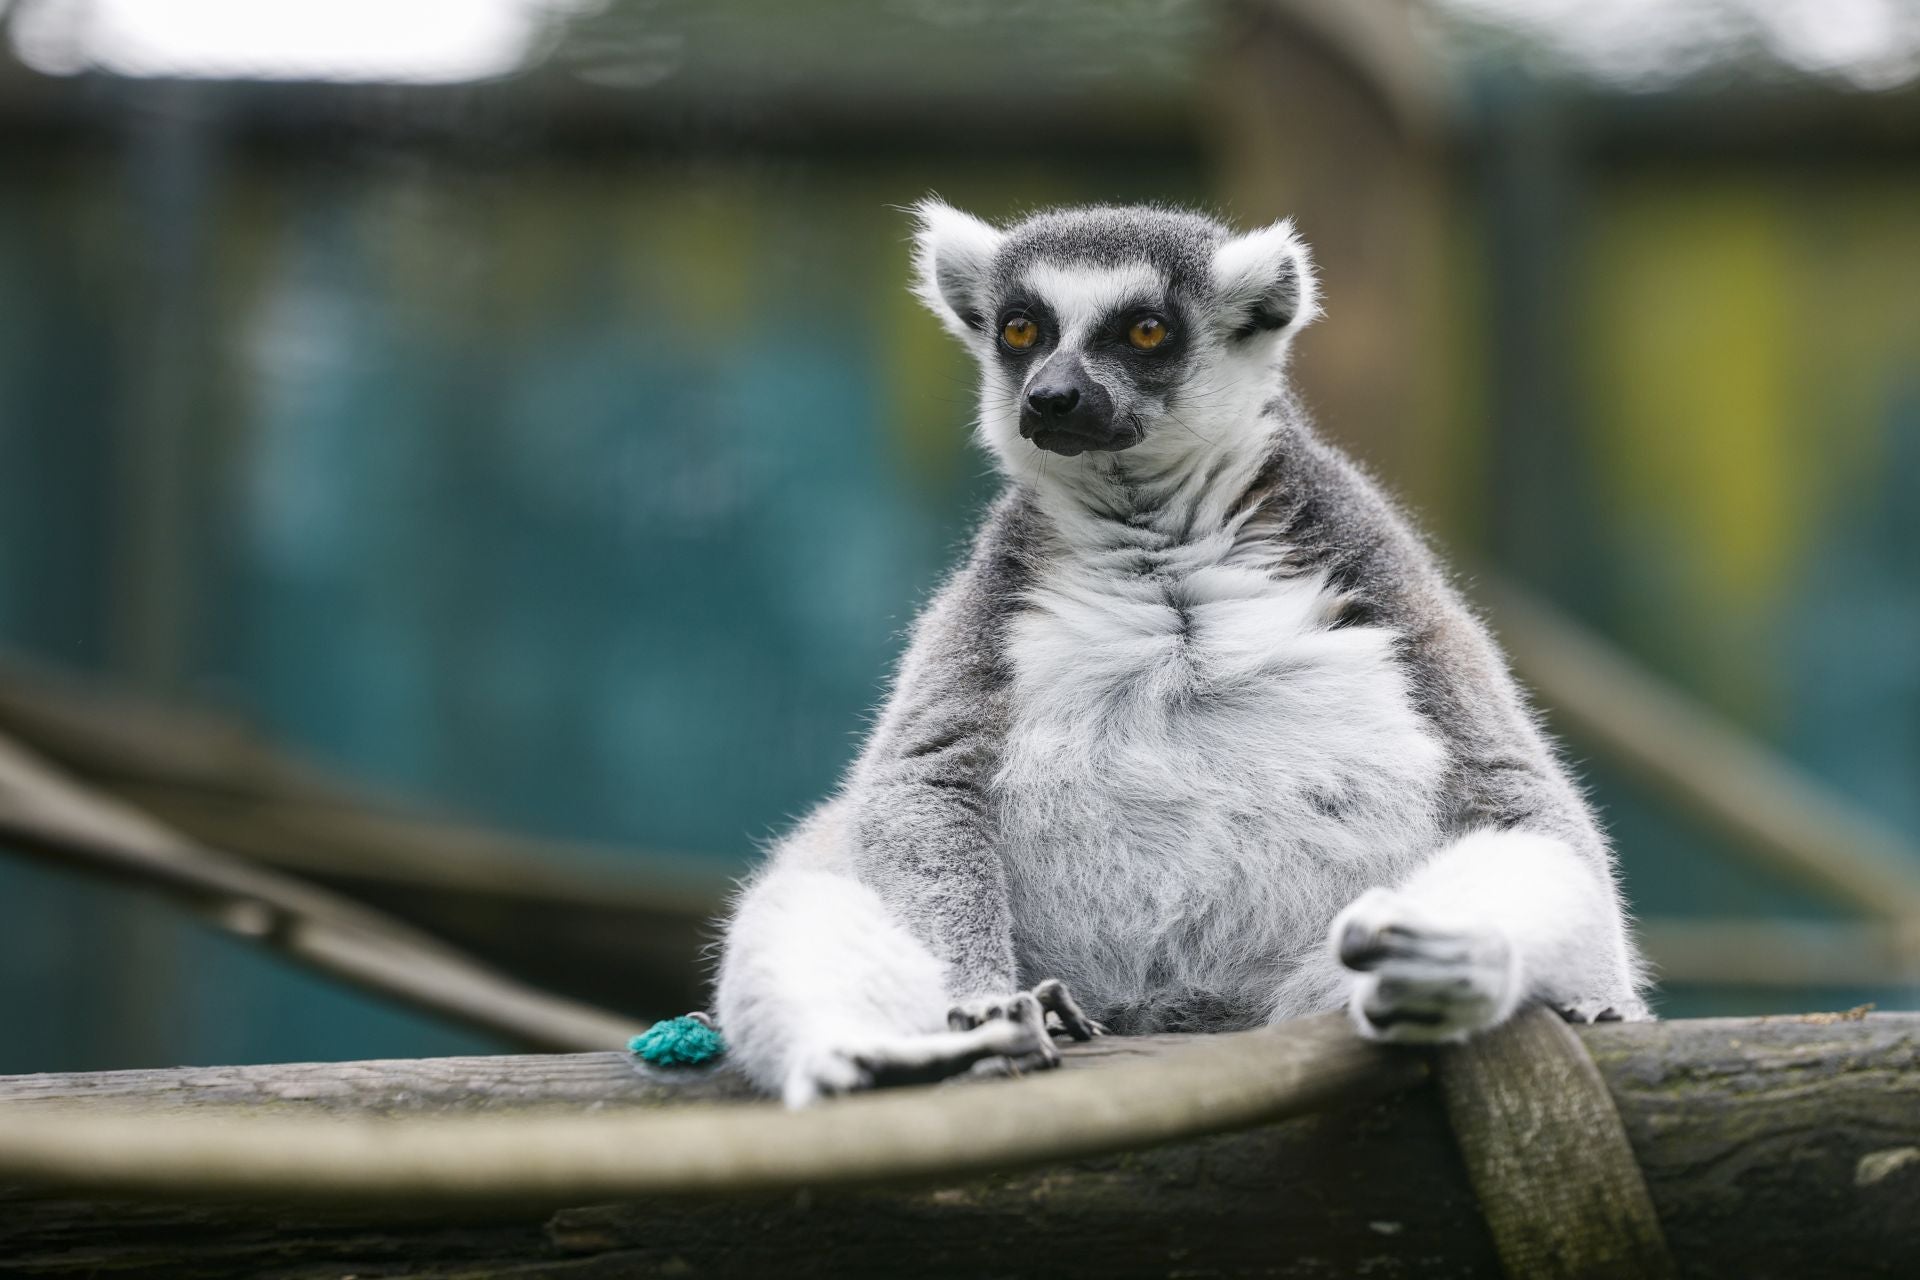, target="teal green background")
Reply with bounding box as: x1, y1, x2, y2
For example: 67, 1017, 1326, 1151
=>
2, 4, 1916, 1071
